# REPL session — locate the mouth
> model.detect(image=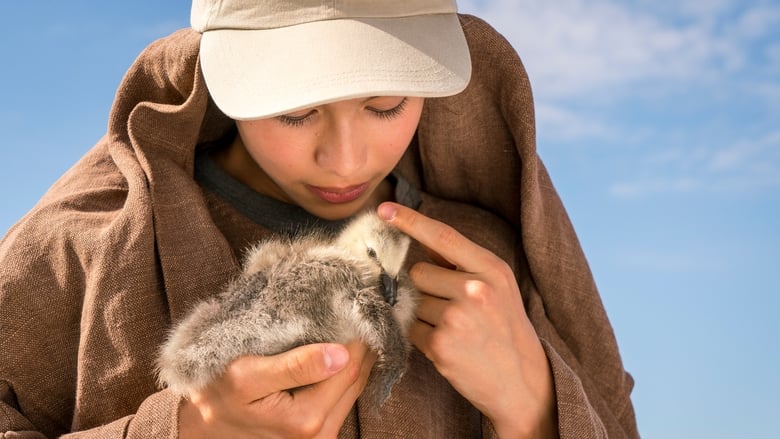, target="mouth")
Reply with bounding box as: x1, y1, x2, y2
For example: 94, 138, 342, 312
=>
307, 183, 369, 204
